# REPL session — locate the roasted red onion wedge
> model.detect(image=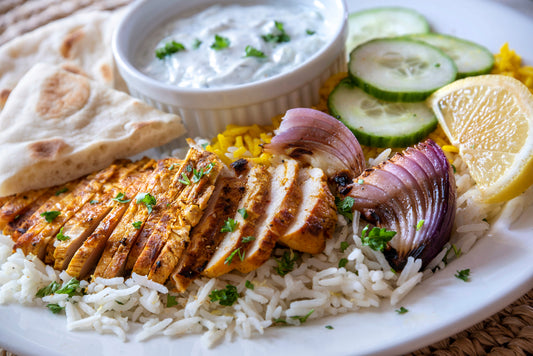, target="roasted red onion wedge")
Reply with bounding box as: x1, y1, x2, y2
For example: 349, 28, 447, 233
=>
341, 139, 456, 270
264, 108, 366, 183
